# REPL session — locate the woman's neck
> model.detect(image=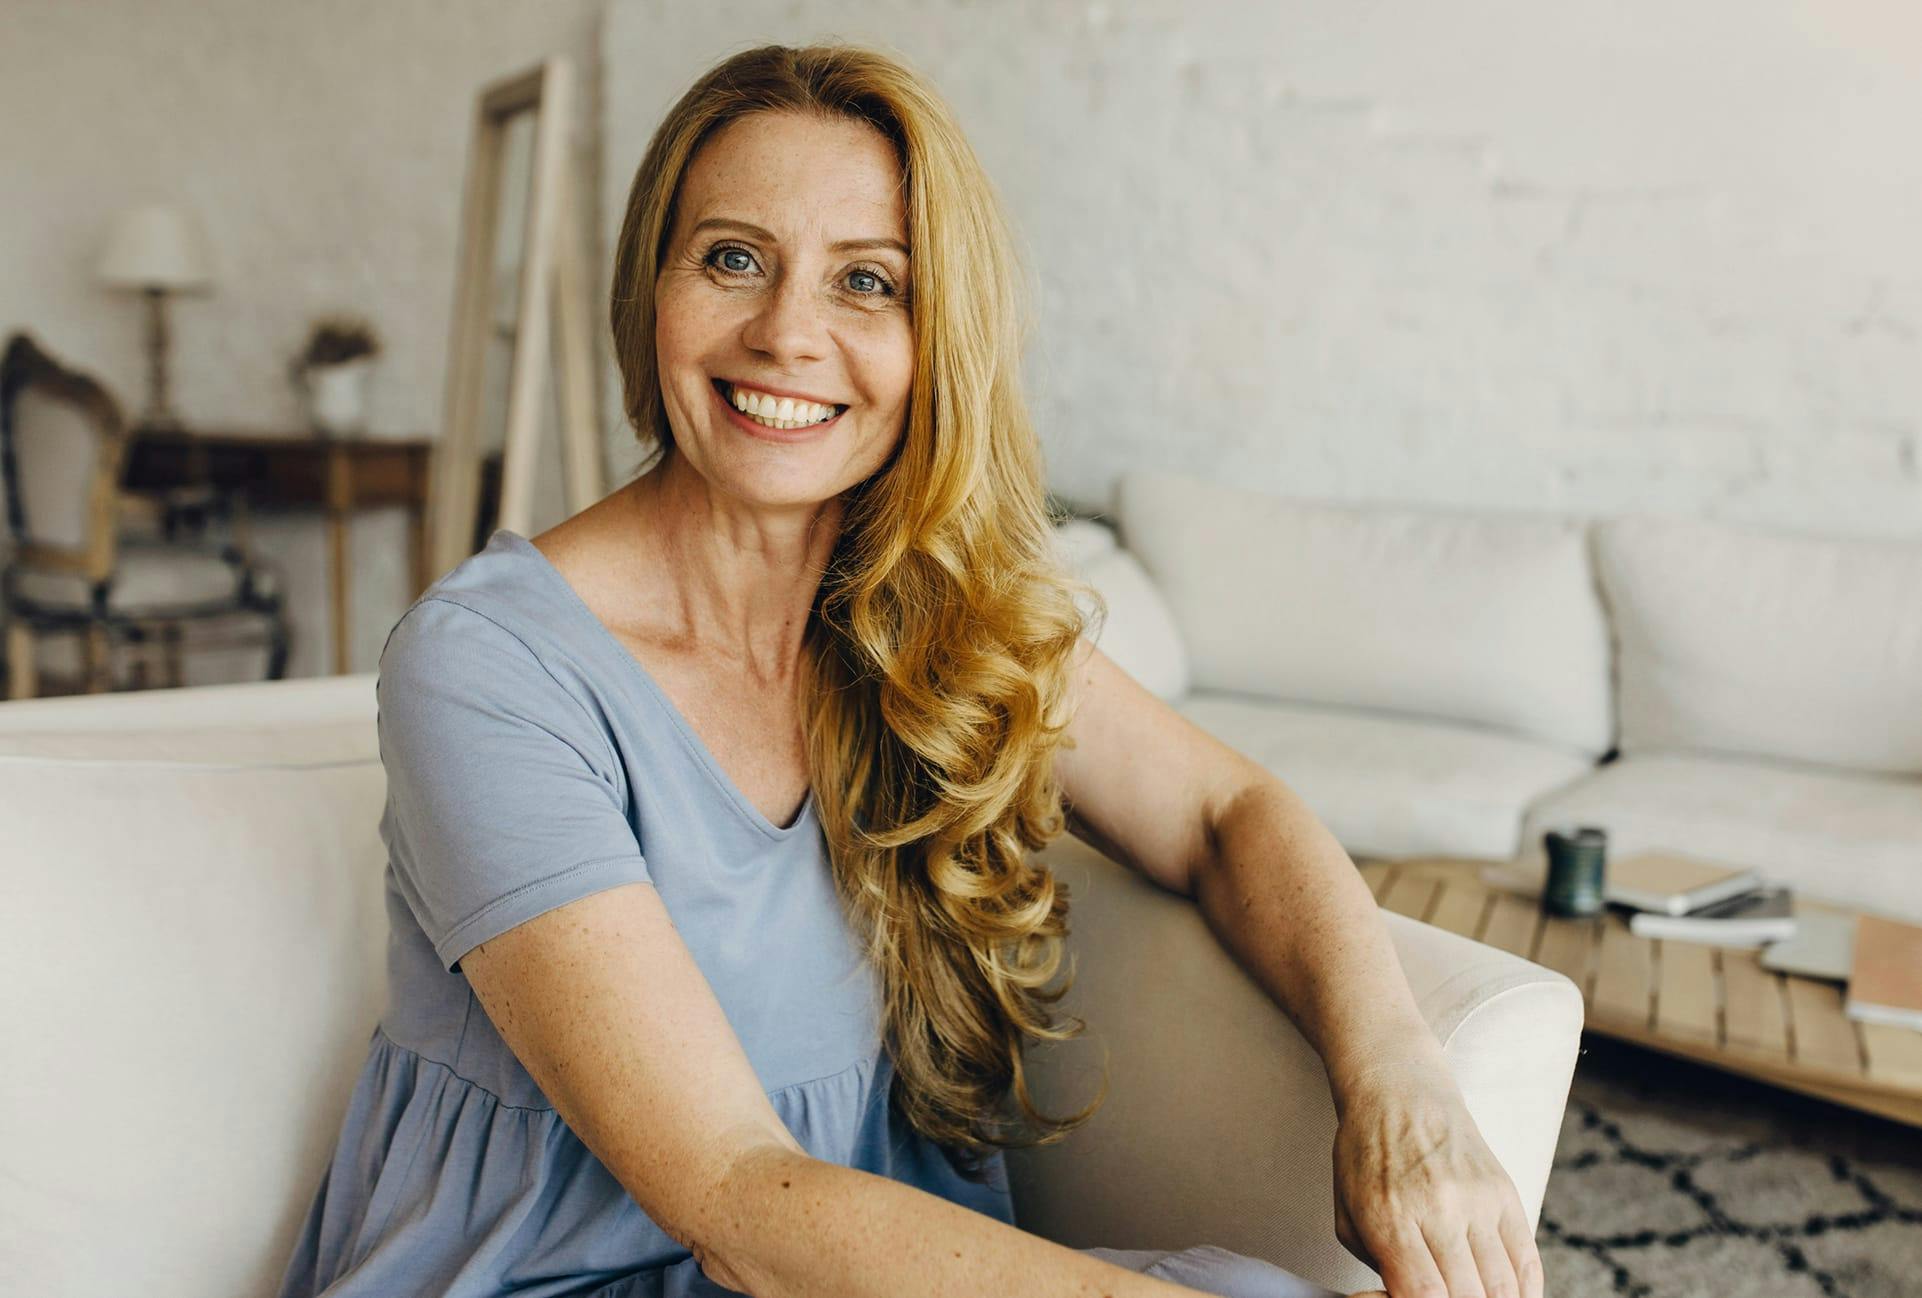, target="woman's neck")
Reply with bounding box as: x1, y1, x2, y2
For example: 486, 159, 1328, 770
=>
619, 458, 840, 679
